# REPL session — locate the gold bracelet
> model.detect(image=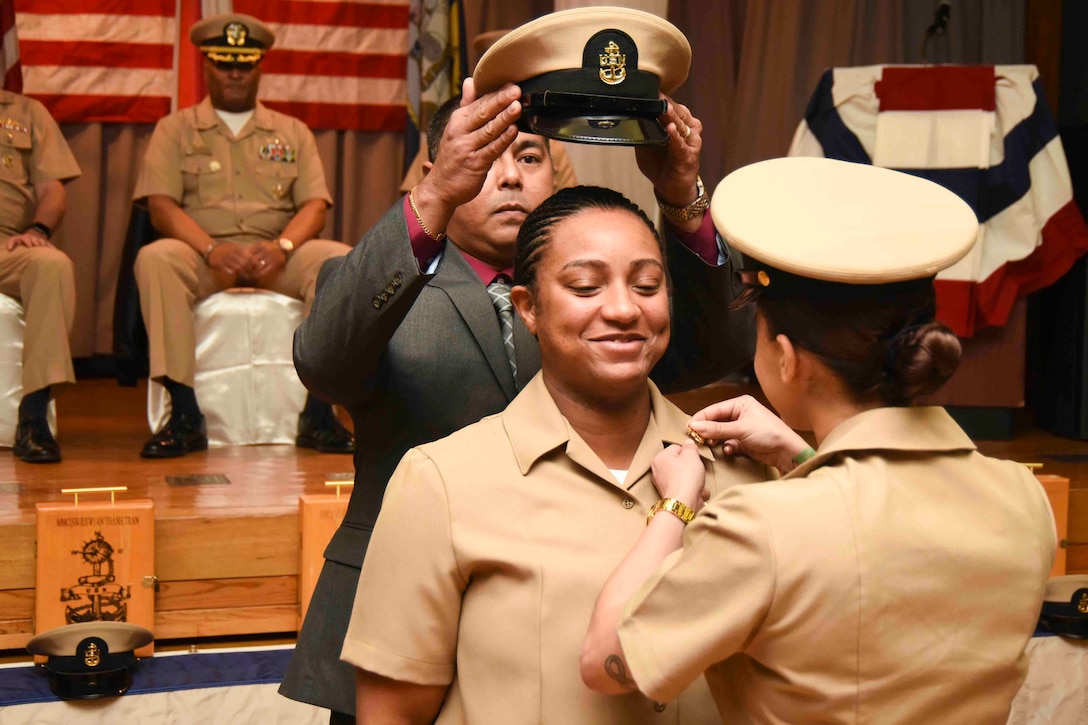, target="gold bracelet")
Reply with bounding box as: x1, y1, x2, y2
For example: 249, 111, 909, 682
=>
408, 186, 445, 242
647, 498, 695, 526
